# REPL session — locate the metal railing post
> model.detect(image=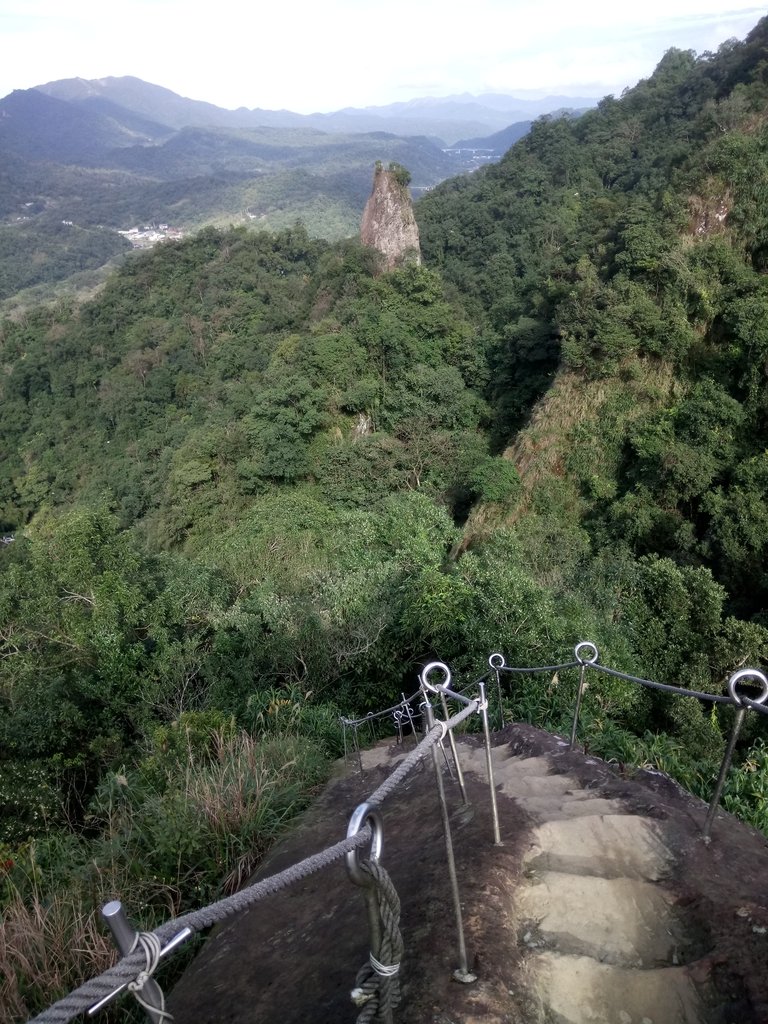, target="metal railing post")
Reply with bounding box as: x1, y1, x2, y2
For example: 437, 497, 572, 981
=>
570, 642, 599, 749
489, 653, 506, 728
401, 692, 418, 746
478, 679, 502, 845
703, 669, 768, 839
422, 695, 477, 984
100, 902, 166, 1024
439, 690, 469, 804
